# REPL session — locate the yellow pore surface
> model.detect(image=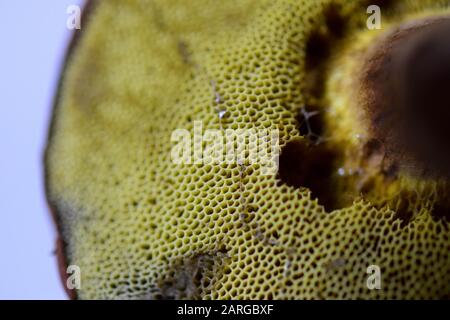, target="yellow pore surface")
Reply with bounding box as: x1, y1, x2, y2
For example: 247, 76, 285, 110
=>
46, 0, 450, 299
